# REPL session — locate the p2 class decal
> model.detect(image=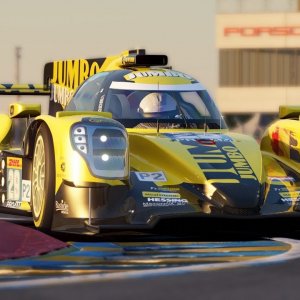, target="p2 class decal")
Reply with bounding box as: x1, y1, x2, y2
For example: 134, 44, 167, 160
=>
135, 171, 167, 182
21, 180, 31, 203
